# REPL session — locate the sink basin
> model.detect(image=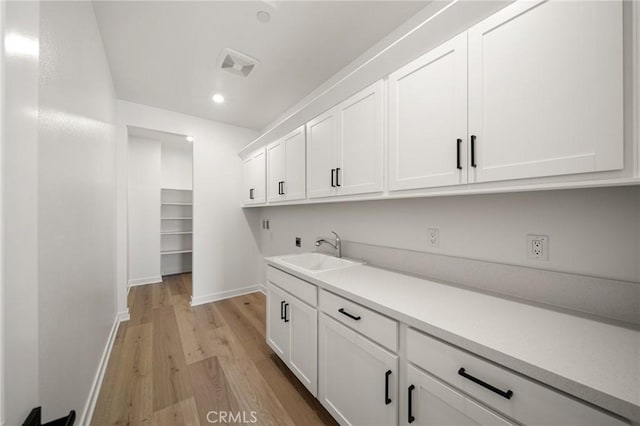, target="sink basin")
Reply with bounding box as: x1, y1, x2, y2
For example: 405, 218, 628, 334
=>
279, 253, 363, 273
